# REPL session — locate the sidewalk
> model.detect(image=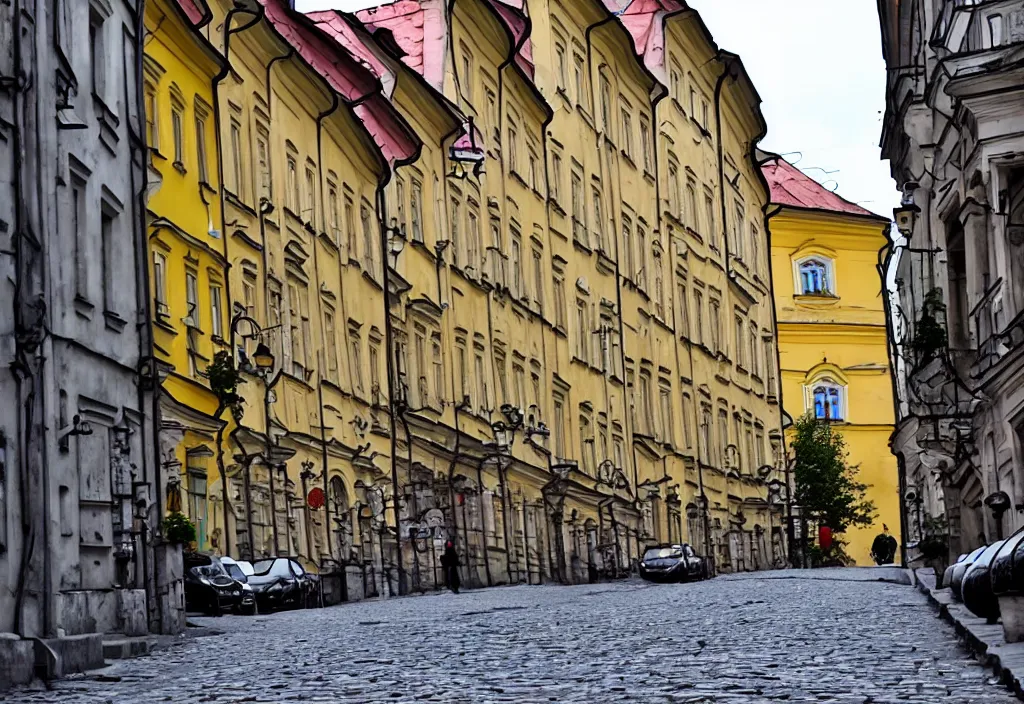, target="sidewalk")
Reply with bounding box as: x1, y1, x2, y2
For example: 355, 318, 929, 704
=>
914, 568, 1024, 700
